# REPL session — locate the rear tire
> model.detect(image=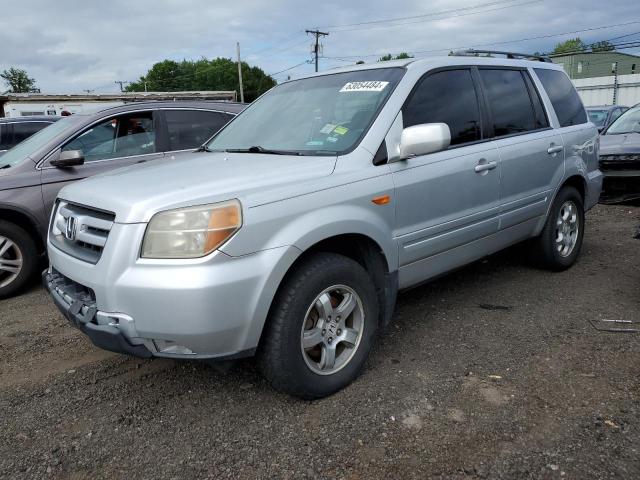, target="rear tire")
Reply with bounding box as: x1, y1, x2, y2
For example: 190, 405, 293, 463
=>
530, 186, 584, 271
258, 253, 379, 399
0, 221, 38, 299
